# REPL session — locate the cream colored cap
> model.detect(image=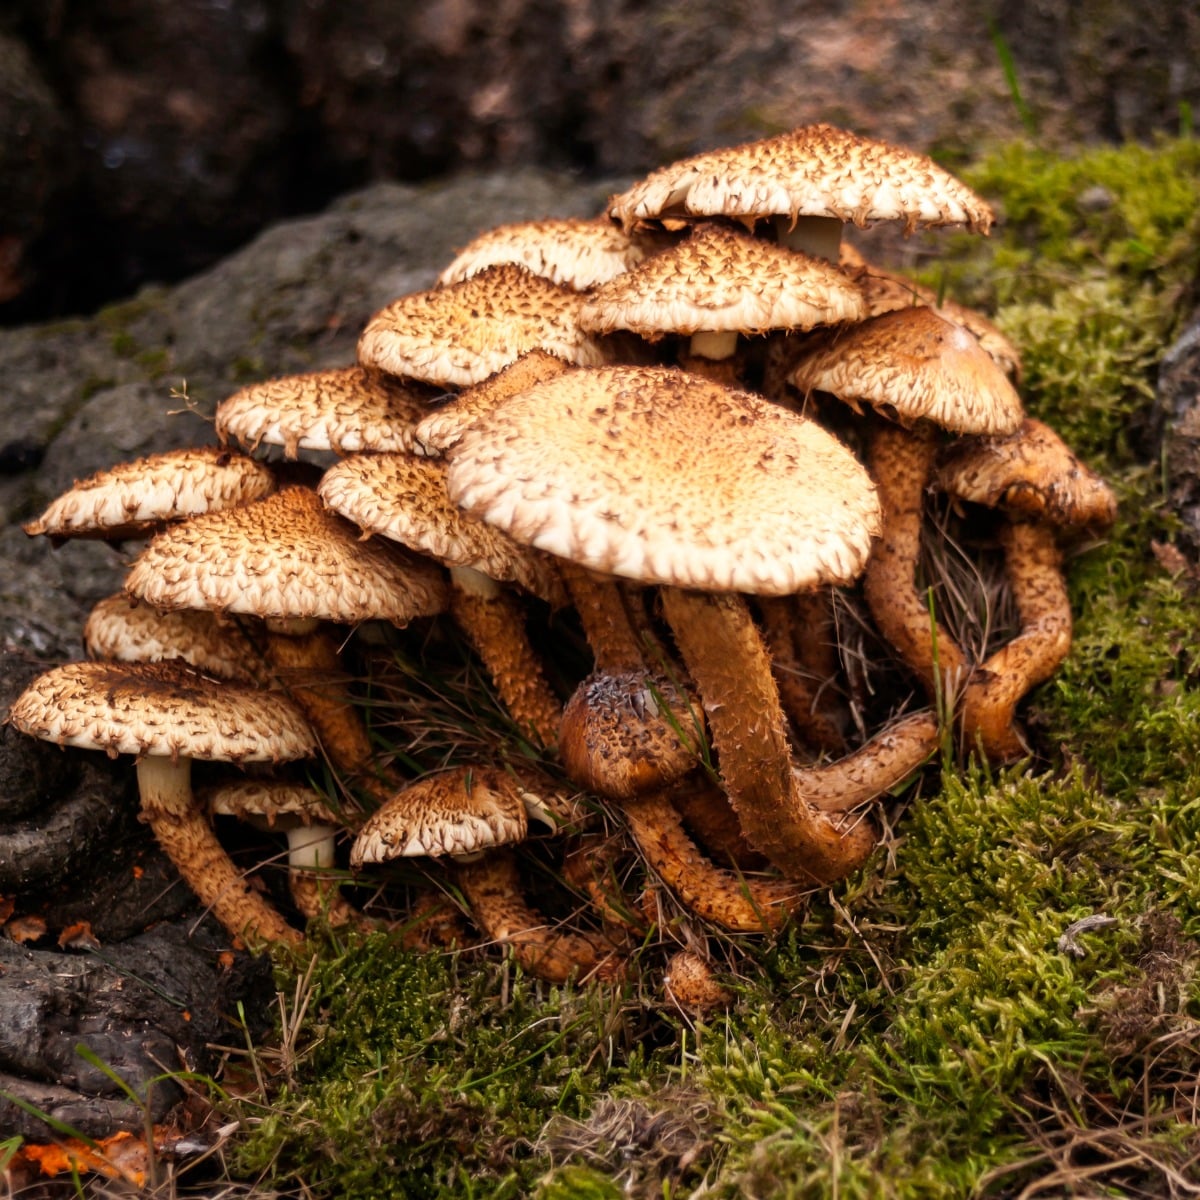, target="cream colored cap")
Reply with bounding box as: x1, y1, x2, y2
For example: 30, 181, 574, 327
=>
438, 217, 656, 290
83, 594, 269, 684
446, 365, 881, 594
579, 223, 866, 338
609, 123, 994, 235
934, 417, 1117, 527
412, 350, 570, 457
23, 446, 277, 540
841, 253, 1022, 382
215, 366, 438, 458
205, 779, 340, 827
788, 306, 1024, 436
318, 452, 563, 602
8, 659, 317, 764
357, 264, 608, 388
350, 766, 528, 863
125, 485, 448, 625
